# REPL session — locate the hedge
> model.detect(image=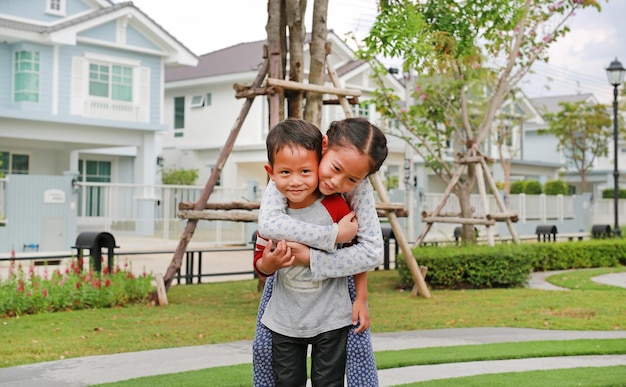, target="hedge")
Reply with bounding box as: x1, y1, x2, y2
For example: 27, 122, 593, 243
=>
396, 239, 626, 290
